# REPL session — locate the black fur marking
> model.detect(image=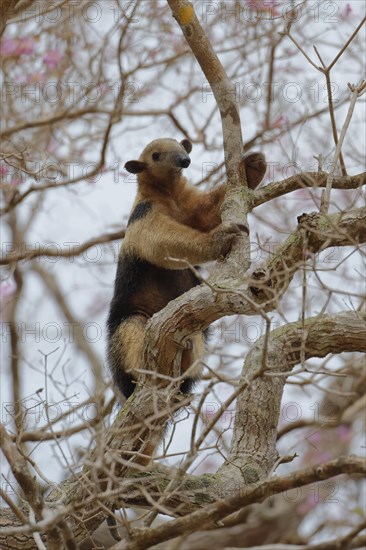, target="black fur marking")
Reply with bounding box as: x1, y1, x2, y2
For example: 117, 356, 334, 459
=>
180, 377, 196, 395
127, 201, 152, 226
107, 255, 143, 337
112, 363, 136, 399
107, 254, 201, 338
106, 254, 202, 398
